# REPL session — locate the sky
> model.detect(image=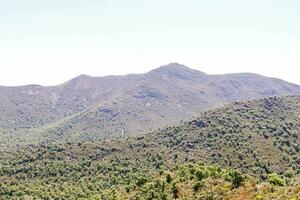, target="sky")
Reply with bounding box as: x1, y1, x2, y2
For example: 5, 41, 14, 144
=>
0, 0, 300, 86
